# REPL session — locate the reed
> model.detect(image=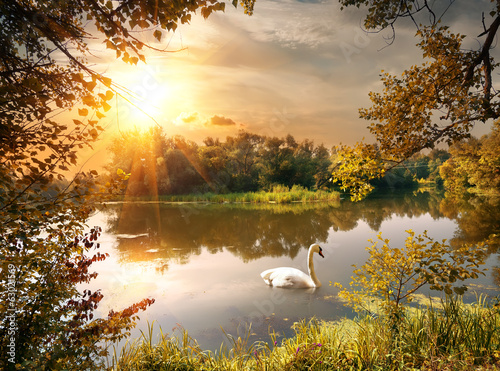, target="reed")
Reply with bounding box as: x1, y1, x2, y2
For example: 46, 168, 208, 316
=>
110, 296, 500, 370
120, 185, 340, 204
